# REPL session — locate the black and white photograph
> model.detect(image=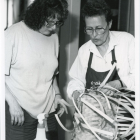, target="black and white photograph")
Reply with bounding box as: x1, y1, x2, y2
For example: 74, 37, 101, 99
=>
0, 0, 139, 140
